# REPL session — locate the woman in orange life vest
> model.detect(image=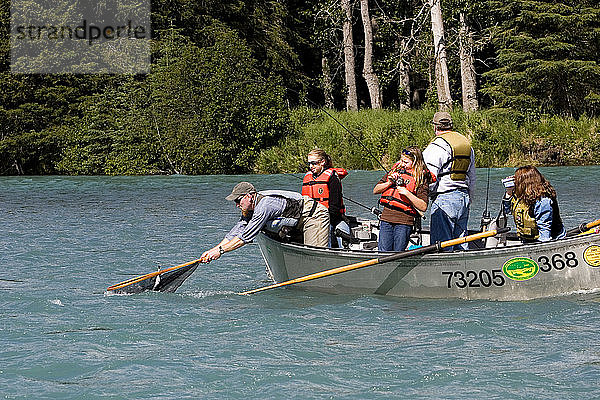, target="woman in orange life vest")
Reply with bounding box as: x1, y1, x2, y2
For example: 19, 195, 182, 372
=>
302, 148, 350, 248
373, 146, 432, 251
